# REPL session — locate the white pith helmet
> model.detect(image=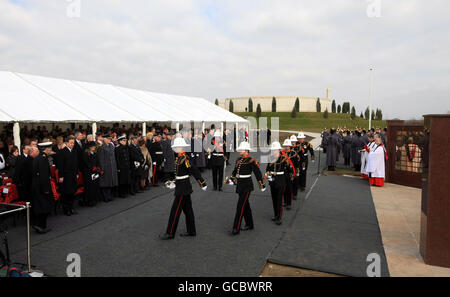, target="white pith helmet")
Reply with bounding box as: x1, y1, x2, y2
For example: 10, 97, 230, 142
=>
297, 132, 306, 139
270, 141, 282, 150
171, 137, 190, 148
236, 141, 252, 152
282, 139, 292, 147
